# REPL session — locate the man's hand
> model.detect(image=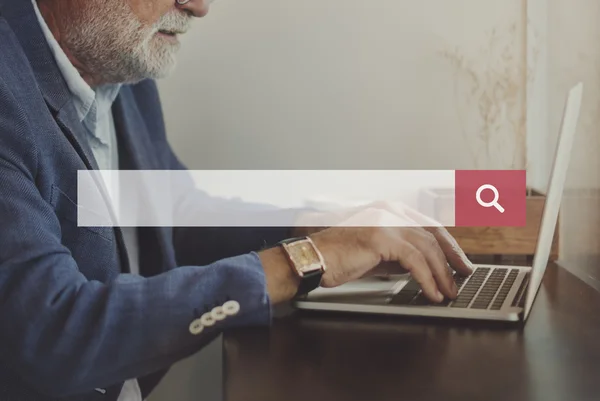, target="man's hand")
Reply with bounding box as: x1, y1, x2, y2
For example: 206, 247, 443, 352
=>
259, 223, 474, 305
310, 225, 474, 302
